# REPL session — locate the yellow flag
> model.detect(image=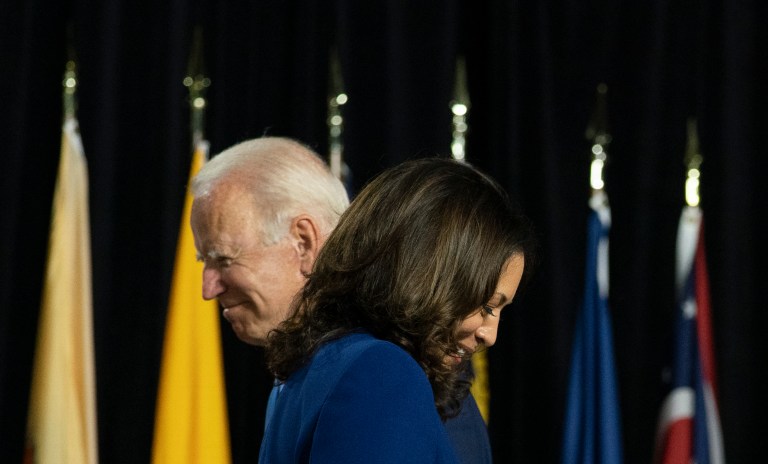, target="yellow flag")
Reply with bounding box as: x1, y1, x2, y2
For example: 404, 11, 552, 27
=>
151, 141, 231, 464
471, 351, 490, 423
26, 118, 98, 464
